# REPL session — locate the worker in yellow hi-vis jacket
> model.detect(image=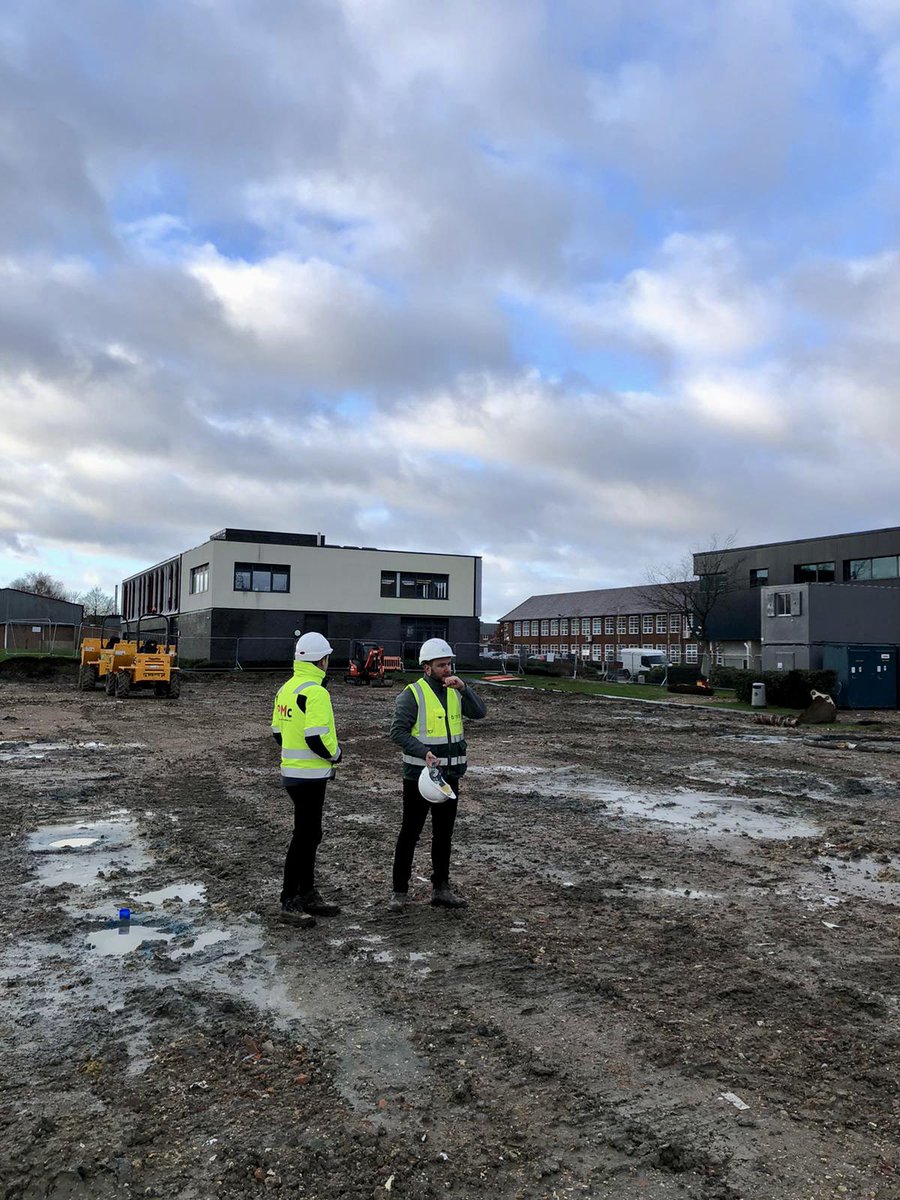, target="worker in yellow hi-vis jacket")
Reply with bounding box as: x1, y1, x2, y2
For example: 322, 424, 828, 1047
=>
271, 633, 343, 923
